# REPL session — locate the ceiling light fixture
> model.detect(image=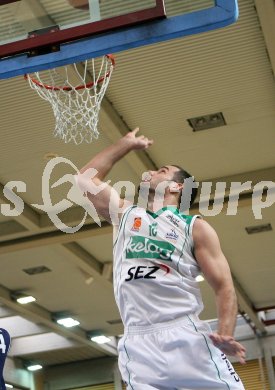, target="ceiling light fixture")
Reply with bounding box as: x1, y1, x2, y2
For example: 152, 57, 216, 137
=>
90, 335, 111, 344
17, 296, 36, 304
26, 364, 43, 372
57, 317, 80, 328
195, 275, 205, 282
53, 312, 80, 328
11, 292, 36, 305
